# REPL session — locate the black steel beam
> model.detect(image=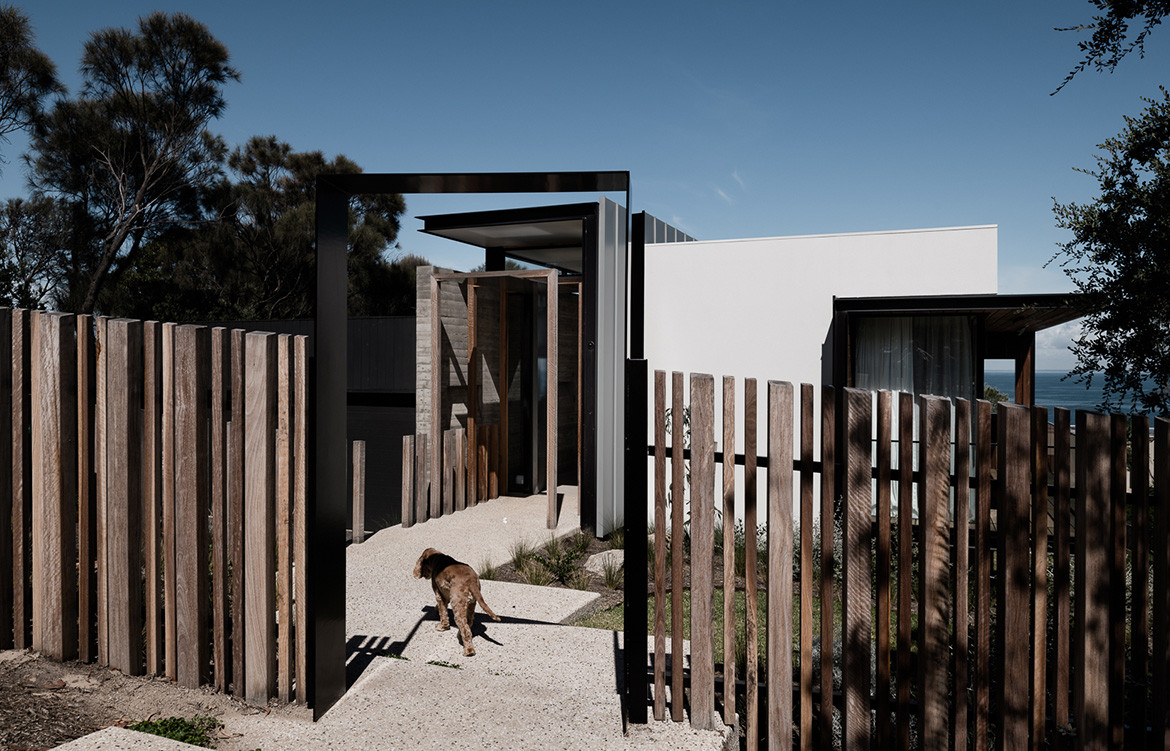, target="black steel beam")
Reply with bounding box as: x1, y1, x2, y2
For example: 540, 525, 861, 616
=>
311, 182, 348, 718
630, 212, 645, 360
623, 357, 648, 724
